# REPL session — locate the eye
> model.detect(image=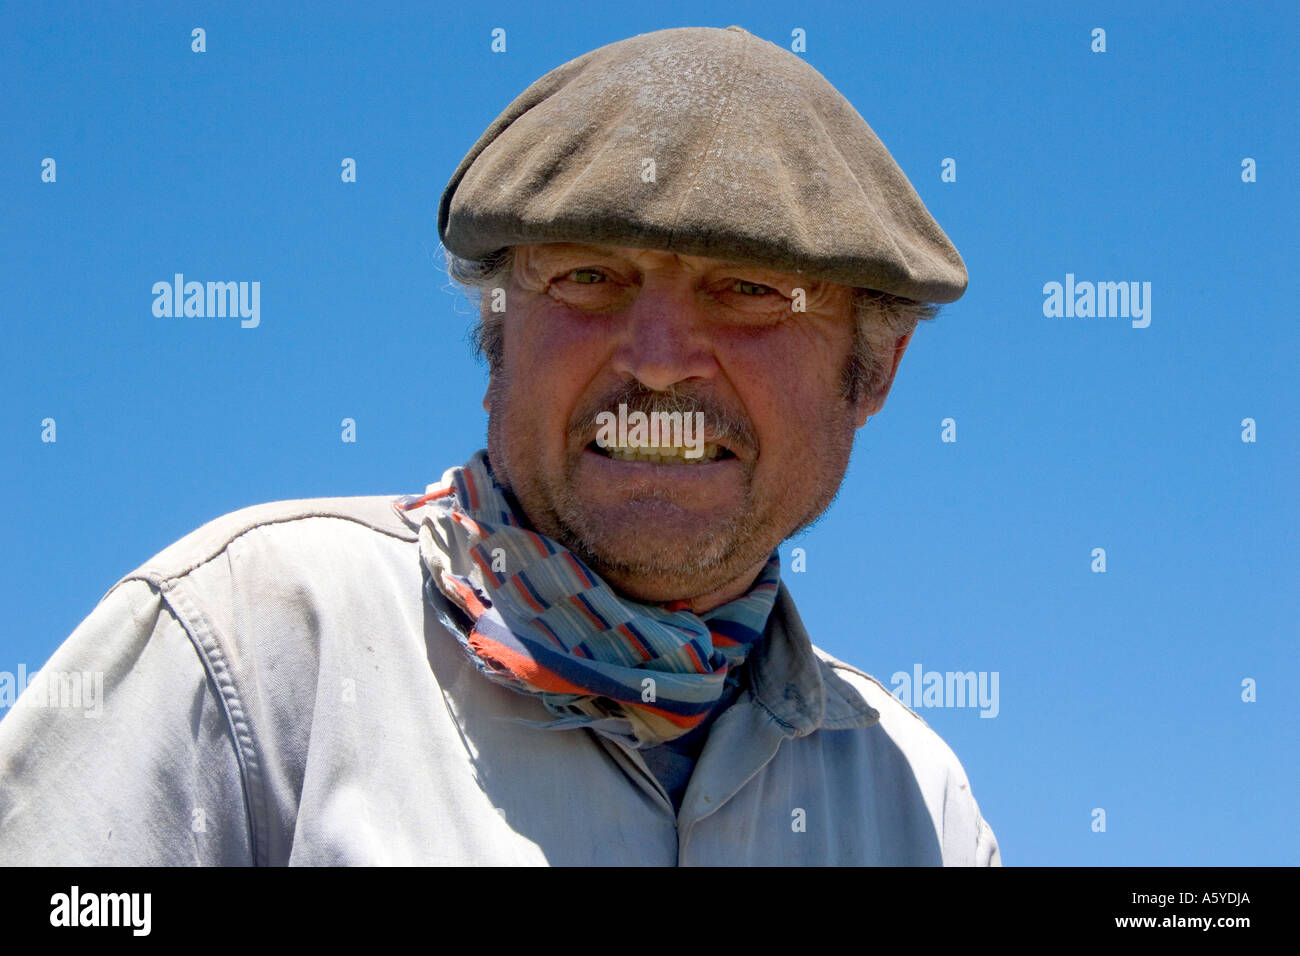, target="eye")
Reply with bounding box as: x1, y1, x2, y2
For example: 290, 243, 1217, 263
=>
732, 279, 776, 296
547, 266, 631, 313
